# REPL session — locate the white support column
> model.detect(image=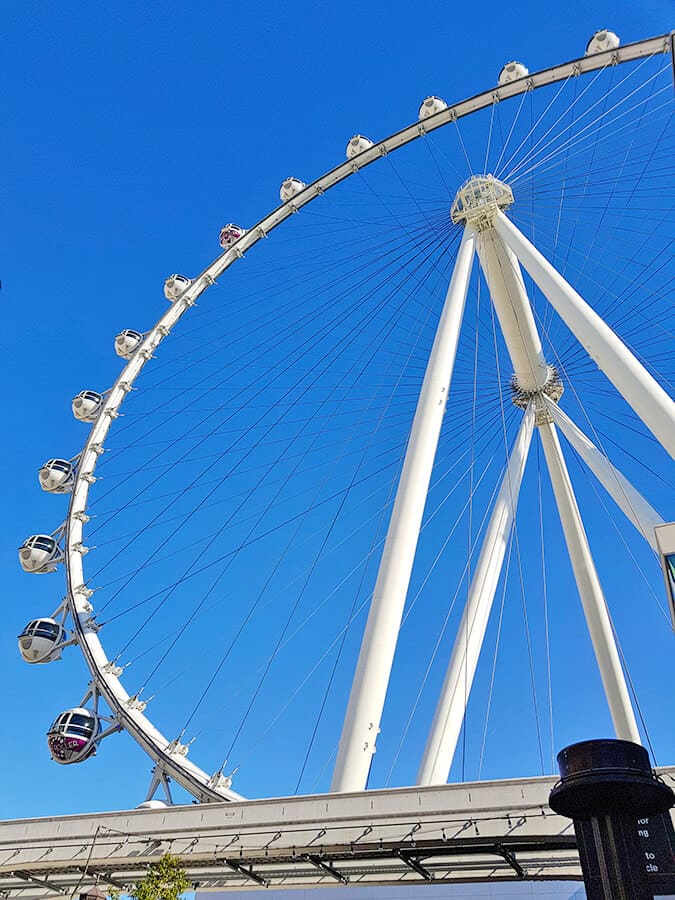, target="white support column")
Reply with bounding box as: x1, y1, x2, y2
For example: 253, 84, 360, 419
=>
476, 229, 549, 392
545, 399, 664, 549
331, 228, 477, 793
539, 421, 640, 743
417, 404, 535, 786
495, 211, 675, 459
